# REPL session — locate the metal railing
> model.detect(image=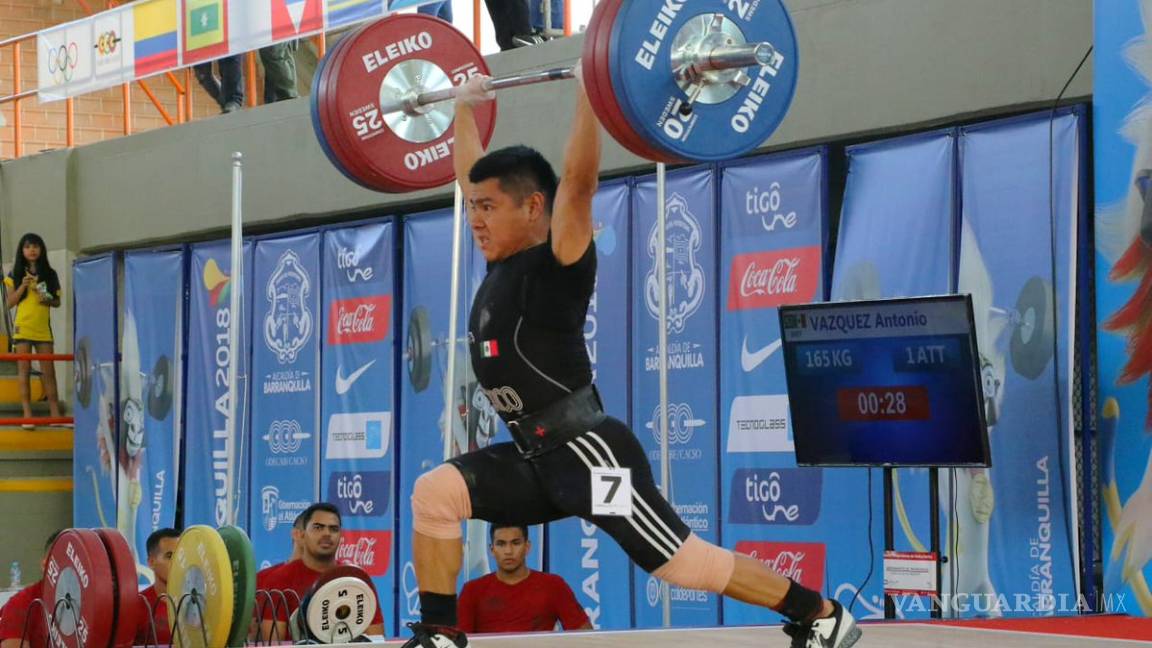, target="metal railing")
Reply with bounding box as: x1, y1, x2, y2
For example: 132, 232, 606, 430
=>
0, 0, 572, 160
